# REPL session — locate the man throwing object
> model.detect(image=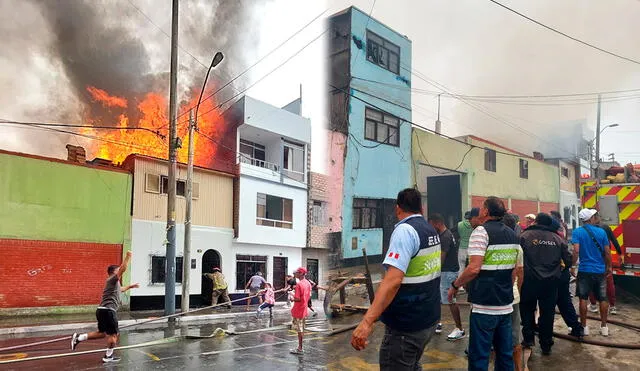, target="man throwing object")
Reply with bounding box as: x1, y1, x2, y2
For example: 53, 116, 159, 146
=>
71, 251, 138, 363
